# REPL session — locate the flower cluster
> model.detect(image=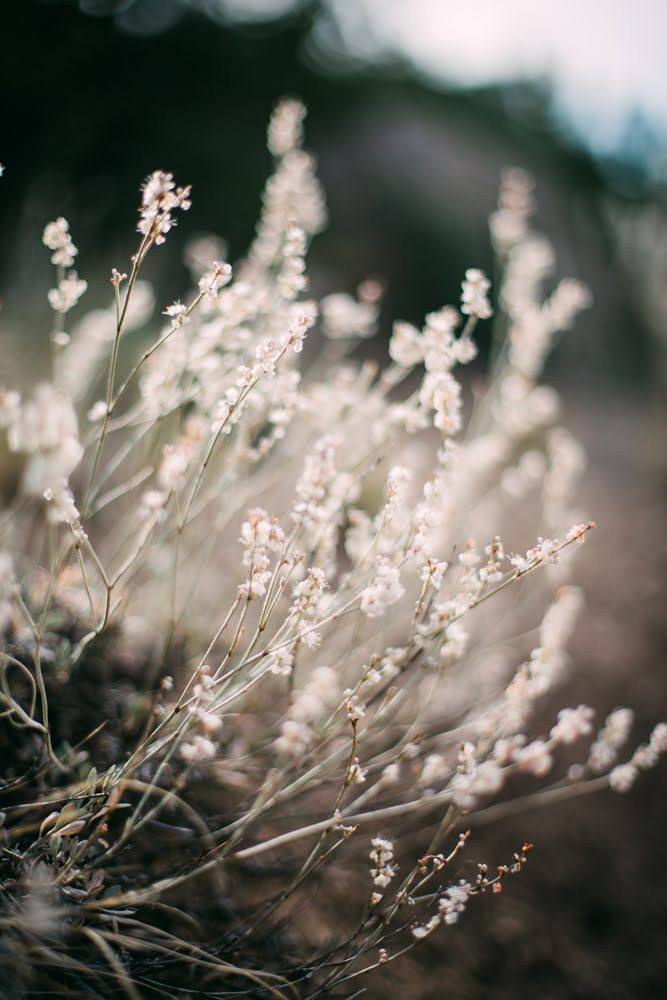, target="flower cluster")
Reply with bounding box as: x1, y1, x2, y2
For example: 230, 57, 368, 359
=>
588, 708, 634, 773
369, 837, 397, 889
238, 507, 285, 599
321, 287, 379, 340
550, 704, 595, 744
138, 170, 192, 245
489, 167, 535, 253
360, 559, 405, 618
4, 383, 83, 495
609, 723, 667, 793
43, 216, 78, 268
461, 268, 493, 319
47, 273, 88, 314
